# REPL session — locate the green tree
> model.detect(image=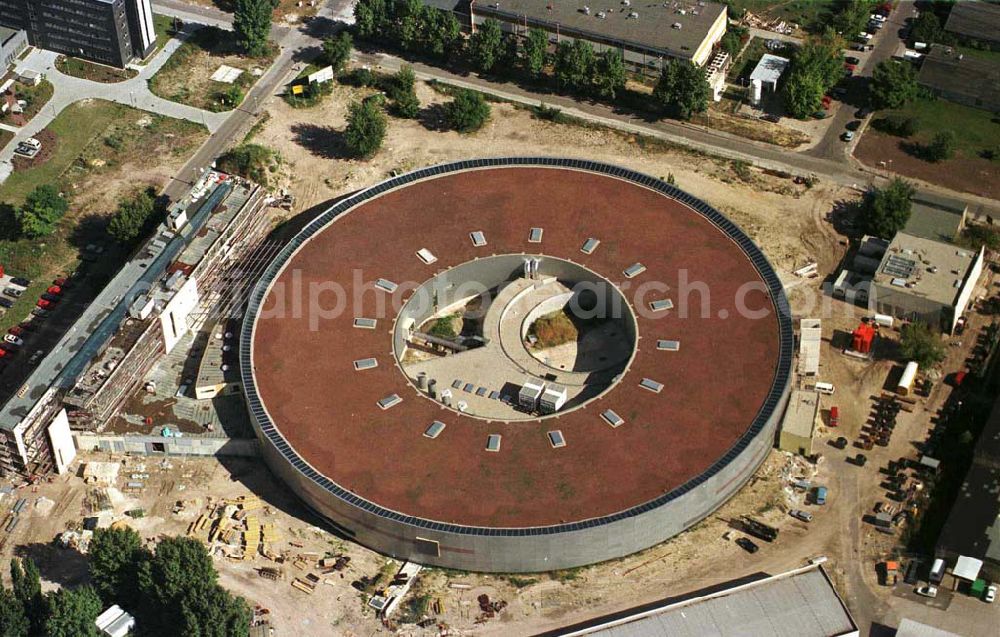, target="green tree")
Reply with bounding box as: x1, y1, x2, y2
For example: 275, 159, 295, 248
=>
397, 0, 426, 51
108, 189, 158, 245
653, 60, 709, 120
233, 0, 276, 57
553, 39, 596, 93
924, 130, 956, 162
388, 65, 421, 118
321, 32, 353, 73
344, 98, 388, 158
911, 11, 942, 45
425, 9, 462, 59
861, 177, 915, 239
899, 322, 945, 367
469, 18, 503, 72
16, 184, 68, 238
89, 527, 147, 605
219, 83, 244, 109
719, 26, 747, 57
782, 41, 842, 118
522, 28, 549, 77
354, 0, 390, 41
0, 588, 29, 637
137, 537, 251, 637
10, 559, 44, 636
593, 49, 626, 100
217, 144, 276, 185
869, 60, 918, 109
44, 586, 102, 637
445, 89, 491, 133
